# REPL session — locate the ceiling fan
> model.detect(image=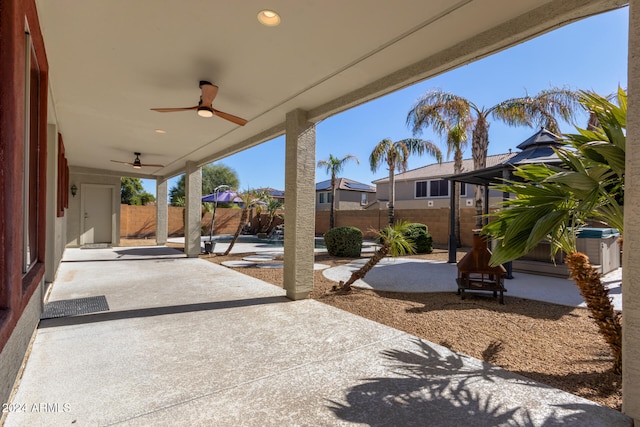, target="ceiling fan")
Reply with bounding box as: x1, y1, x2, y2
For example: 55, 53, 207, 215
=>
150, 81, 248, 126
111, 152, 164, 169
